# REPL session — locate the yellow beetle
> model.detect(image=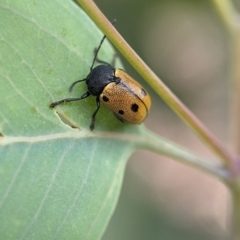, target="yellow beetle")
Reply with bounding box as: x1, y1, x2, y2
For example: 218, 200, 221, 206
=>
50, 32, 151, 130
